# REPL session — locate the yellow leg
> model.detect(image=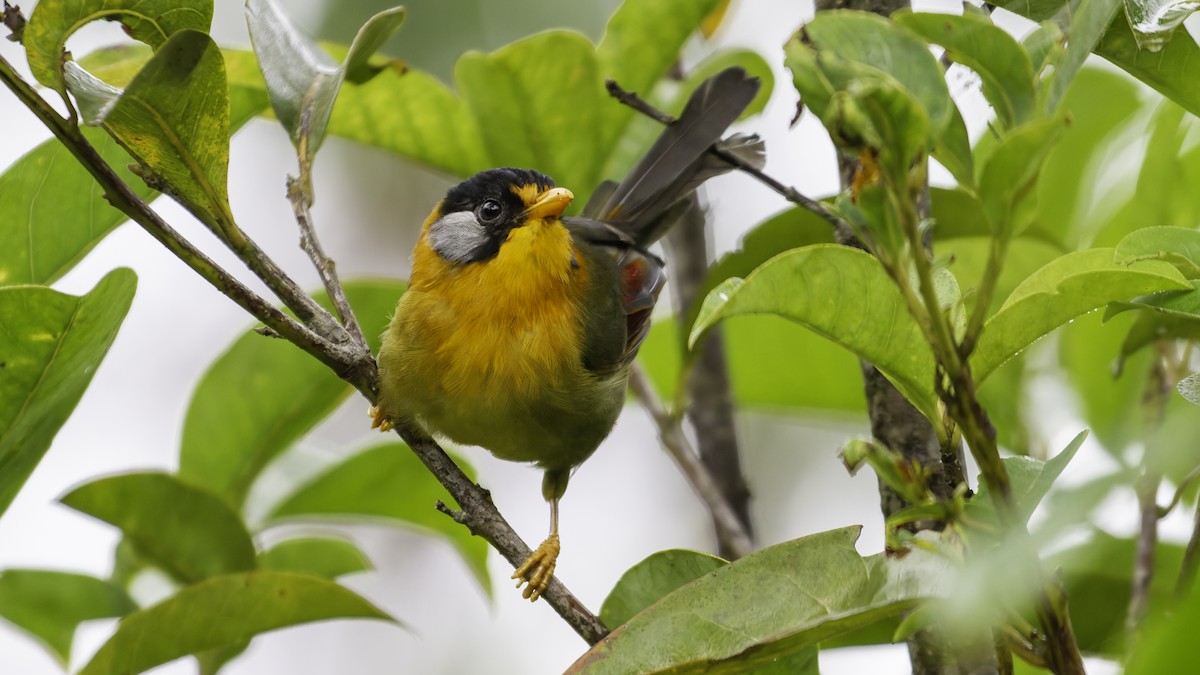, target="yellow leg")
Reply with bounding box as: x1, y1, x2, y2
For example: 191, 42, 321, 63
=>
512, 496, 560, 602
368, 405, 394, 432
